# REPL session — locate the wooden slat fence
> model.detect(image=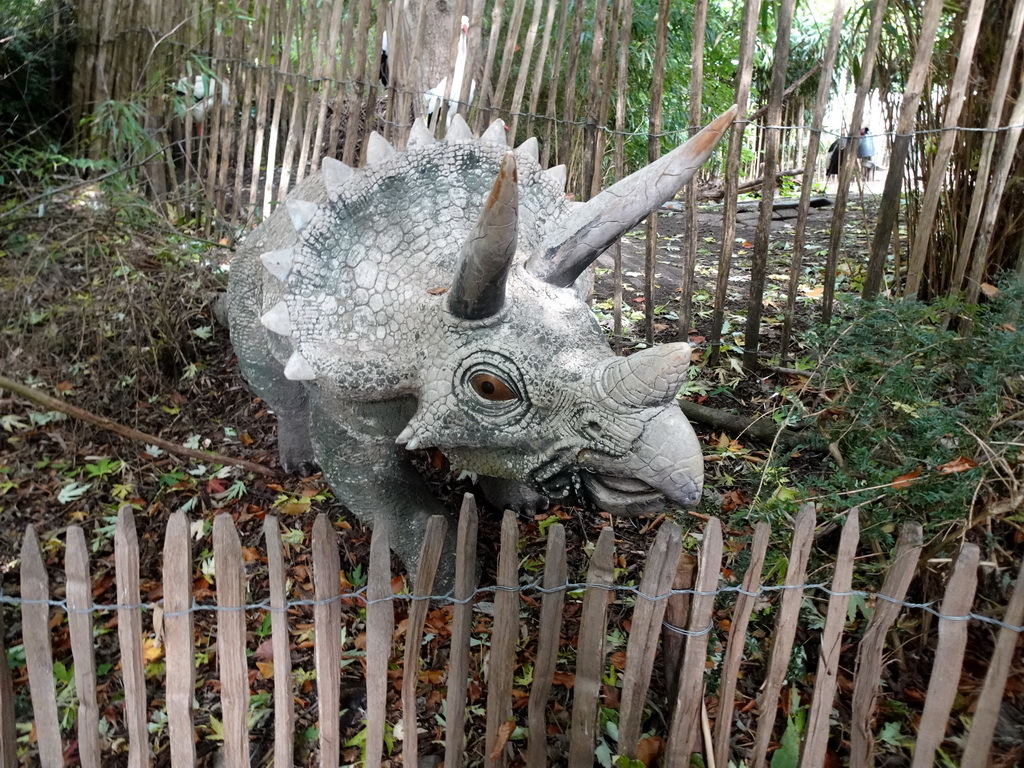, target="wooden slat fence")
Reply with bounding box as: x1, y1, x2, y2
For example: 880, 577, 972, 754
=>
2, 496, 1023, 766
